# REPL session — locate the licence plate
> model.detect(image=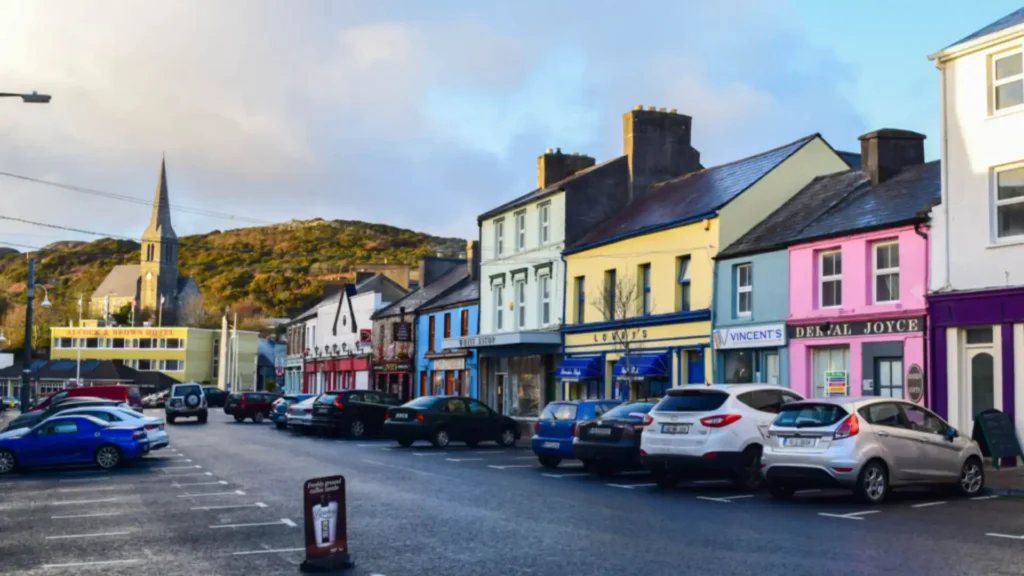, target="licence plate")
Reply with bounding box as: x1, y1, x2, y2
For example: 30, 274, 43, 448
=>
783, 437, 815, 448
542, 441, 560, 449
588, 428, 612, 436
394, 413, 409, 420
662, 423, 690, 434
